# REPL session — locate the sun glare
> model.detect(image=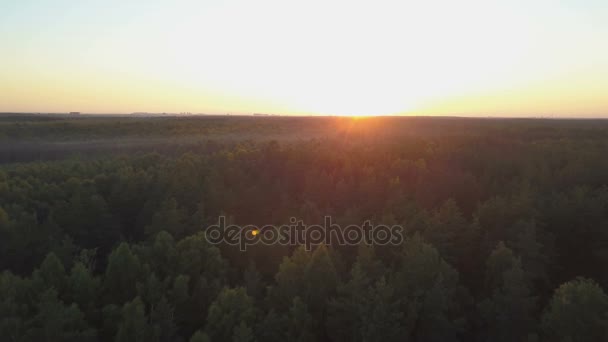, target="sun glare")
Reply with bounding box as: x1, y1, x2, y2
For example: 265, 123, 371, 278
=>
1, 0, 607, 116
119, 0, 606, 117
159, 0, 525, 116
